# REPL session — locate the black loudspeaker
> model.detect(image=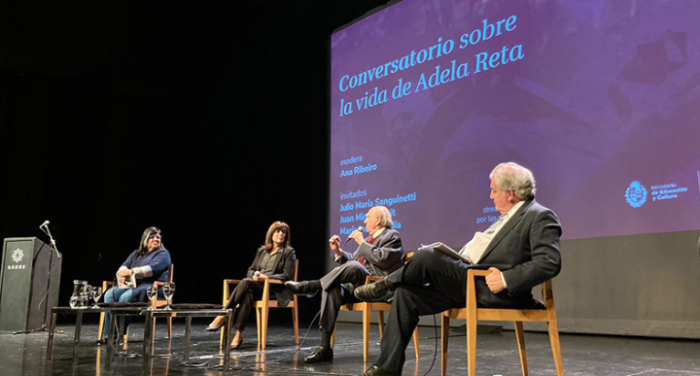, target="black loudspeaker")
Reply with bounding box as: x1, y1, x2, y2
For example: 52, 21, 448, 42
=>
0, 238, 62, 332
